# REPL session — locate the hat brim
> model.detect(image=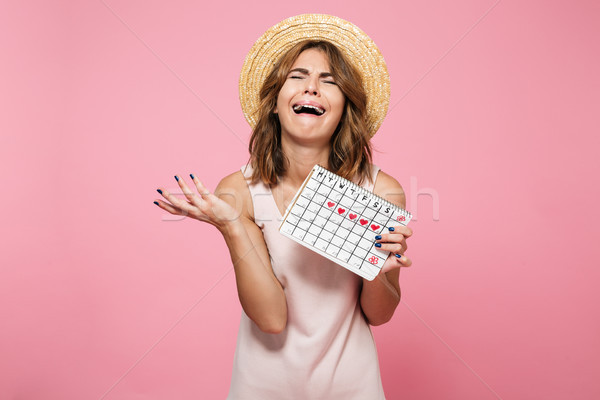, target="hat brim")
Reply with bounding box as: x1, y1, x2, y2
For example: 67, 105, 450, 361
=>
239, 14, 390, 137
